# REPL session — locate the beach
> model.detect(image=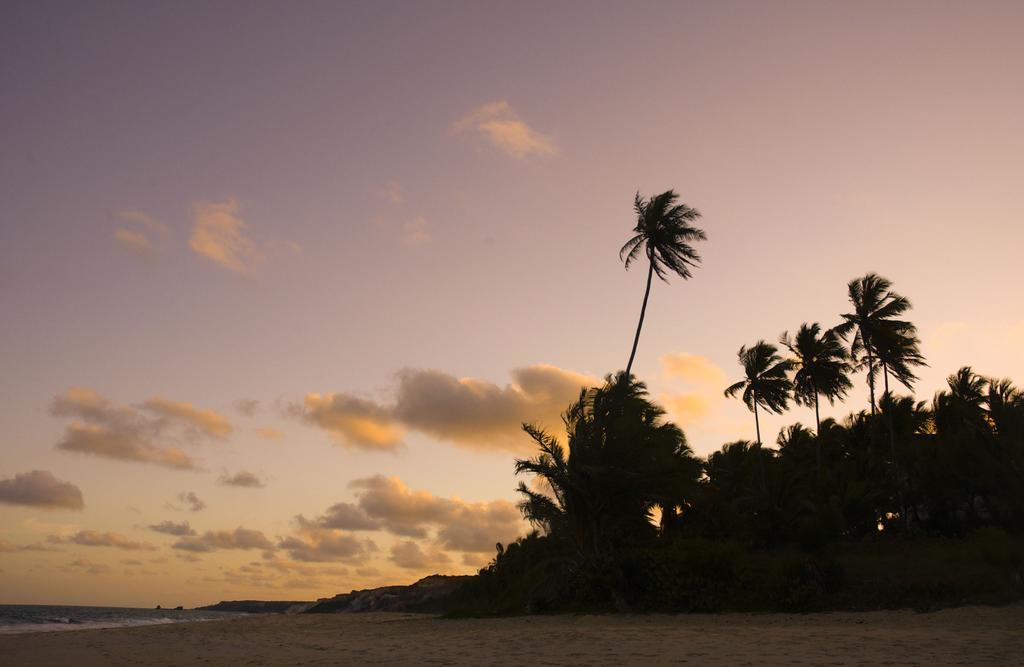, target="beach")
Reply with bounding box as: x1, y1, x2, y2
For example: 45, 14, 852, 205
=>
1, 605, 1022, 666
